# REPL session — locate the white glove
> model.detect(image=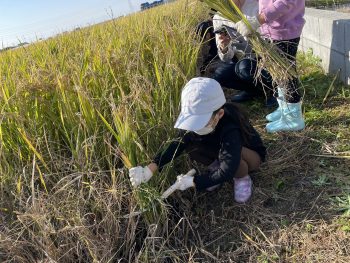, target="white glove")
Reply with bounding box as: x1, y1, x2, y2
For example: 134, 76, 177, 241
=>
235, 16, 260, 37
129, 166, 153, 188
175, 174, 194, 191
161, 169, 196, 199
